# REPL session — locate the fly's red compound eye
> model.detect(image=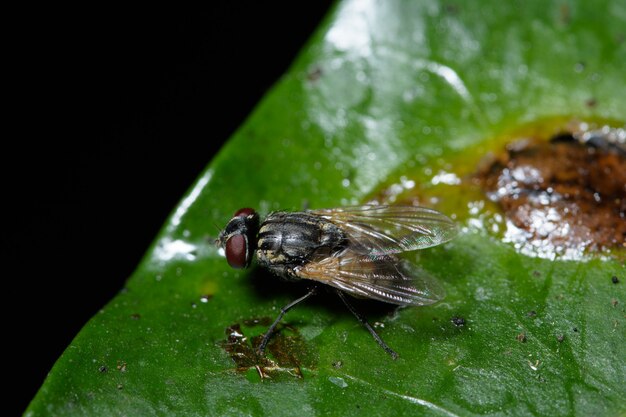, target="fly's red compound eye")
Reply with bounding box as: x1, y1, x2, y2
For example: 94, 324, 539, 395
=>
225, 234, 248, 269
234, 208, 255, 218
